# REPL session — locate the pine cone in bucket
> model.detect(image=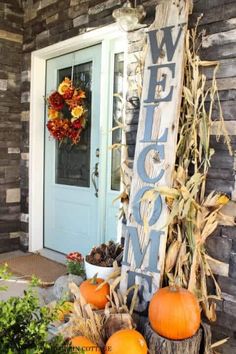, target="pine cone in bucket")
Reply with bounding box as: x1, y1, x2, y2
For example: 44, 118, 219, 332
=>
86, 241, 123, 267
